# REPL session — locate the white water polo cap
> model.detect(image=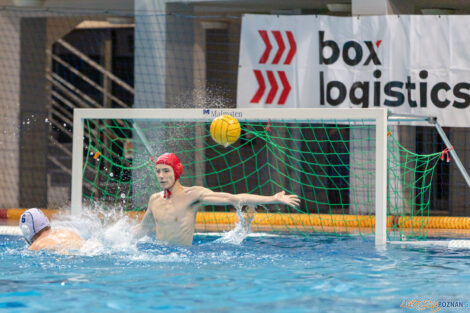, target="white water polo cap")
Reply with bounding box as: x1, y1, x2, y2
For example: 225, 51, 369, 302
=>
19, 208, 50, 244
